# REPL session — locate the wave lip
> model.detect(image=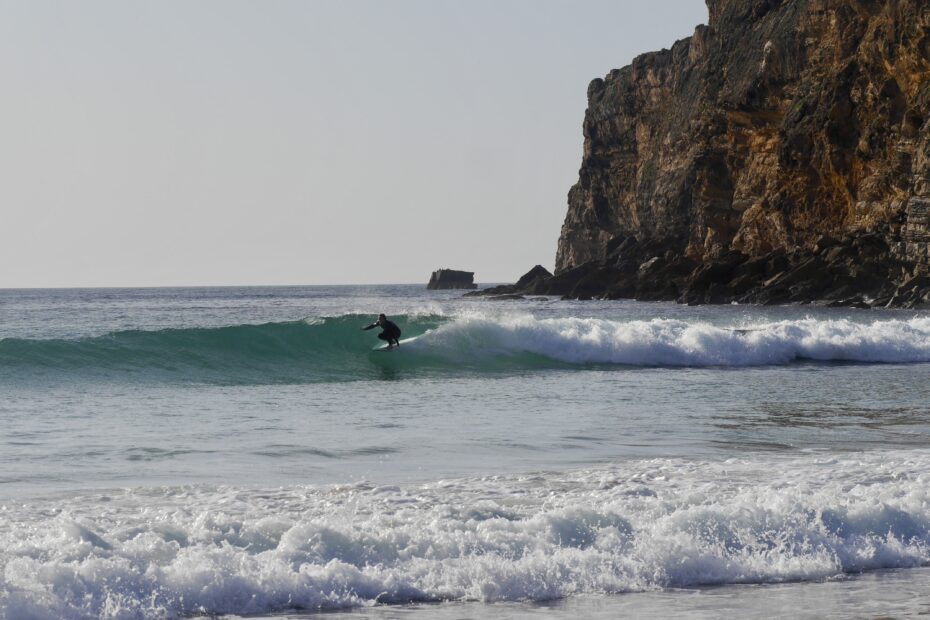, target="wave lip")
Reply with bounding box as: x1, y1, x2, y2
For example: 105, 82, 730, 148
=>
2, 452, 930, 617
